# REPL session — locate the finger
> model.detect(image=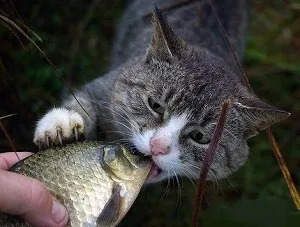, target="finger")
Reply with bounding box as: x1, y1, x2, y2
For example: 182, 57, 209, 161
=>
0, 152, 33, 170
0, 170, 68, 227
